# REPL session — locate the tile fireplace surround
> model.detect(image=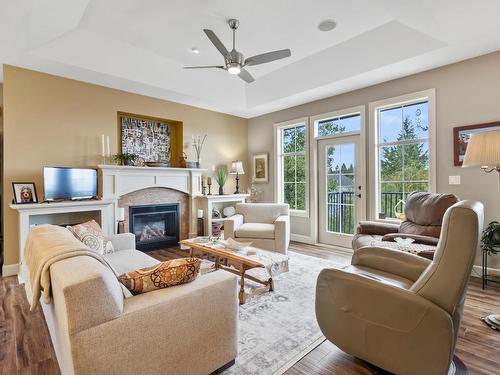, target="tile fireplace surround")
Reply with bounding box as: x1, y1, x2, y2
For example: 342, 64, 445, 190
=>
99, 164, 205, 239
